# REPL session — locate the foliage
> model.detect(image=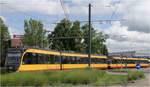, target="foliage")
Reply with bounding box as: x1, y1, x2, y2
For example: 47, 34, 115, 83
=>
48, 19, 82, 51
1, 69, 146, 86
128, 71, 145, 81
1, 69, 105, 86
81, 24, 109, 55
0, 67, 6, 74
22, 18, 47, 48
108, 69, 129, 72
48, 19, 109, 55
93, 74, 128, 86
0, 17, 10, 67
